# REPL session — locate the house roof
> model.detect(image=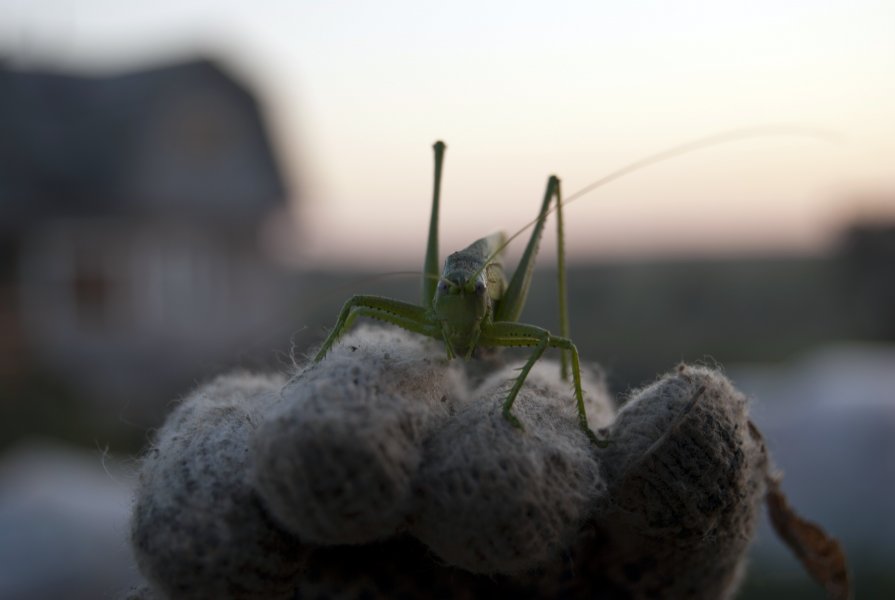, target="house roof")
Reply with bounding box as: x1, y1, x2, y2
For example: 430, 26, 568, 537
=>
0, 58, 288, 231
